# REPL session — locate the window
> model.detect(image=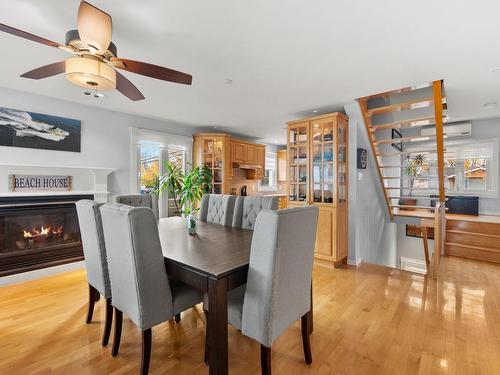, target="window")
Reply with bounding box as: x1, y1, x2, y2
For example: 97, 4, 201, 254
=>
139, 143, 160, 195
404, 139, 498, 197
131, 128, 192, 218
258, 151, 277, 191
